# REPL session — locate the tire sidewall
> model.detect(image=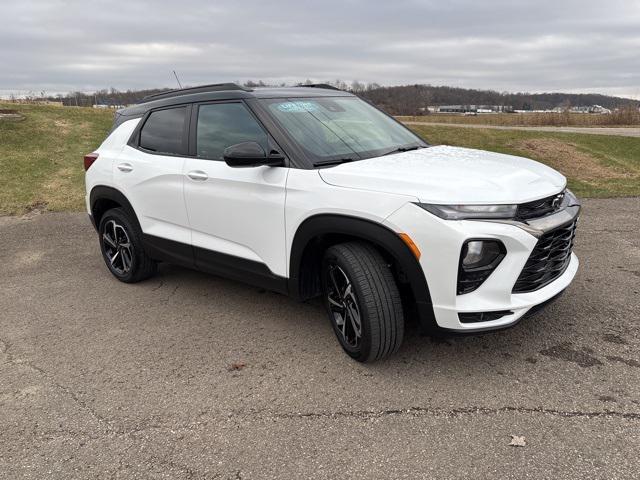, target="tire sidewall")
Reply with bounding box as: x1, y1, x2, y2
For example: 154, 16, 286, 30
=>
98, 209, 139, 282
321, 250, 374, 362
